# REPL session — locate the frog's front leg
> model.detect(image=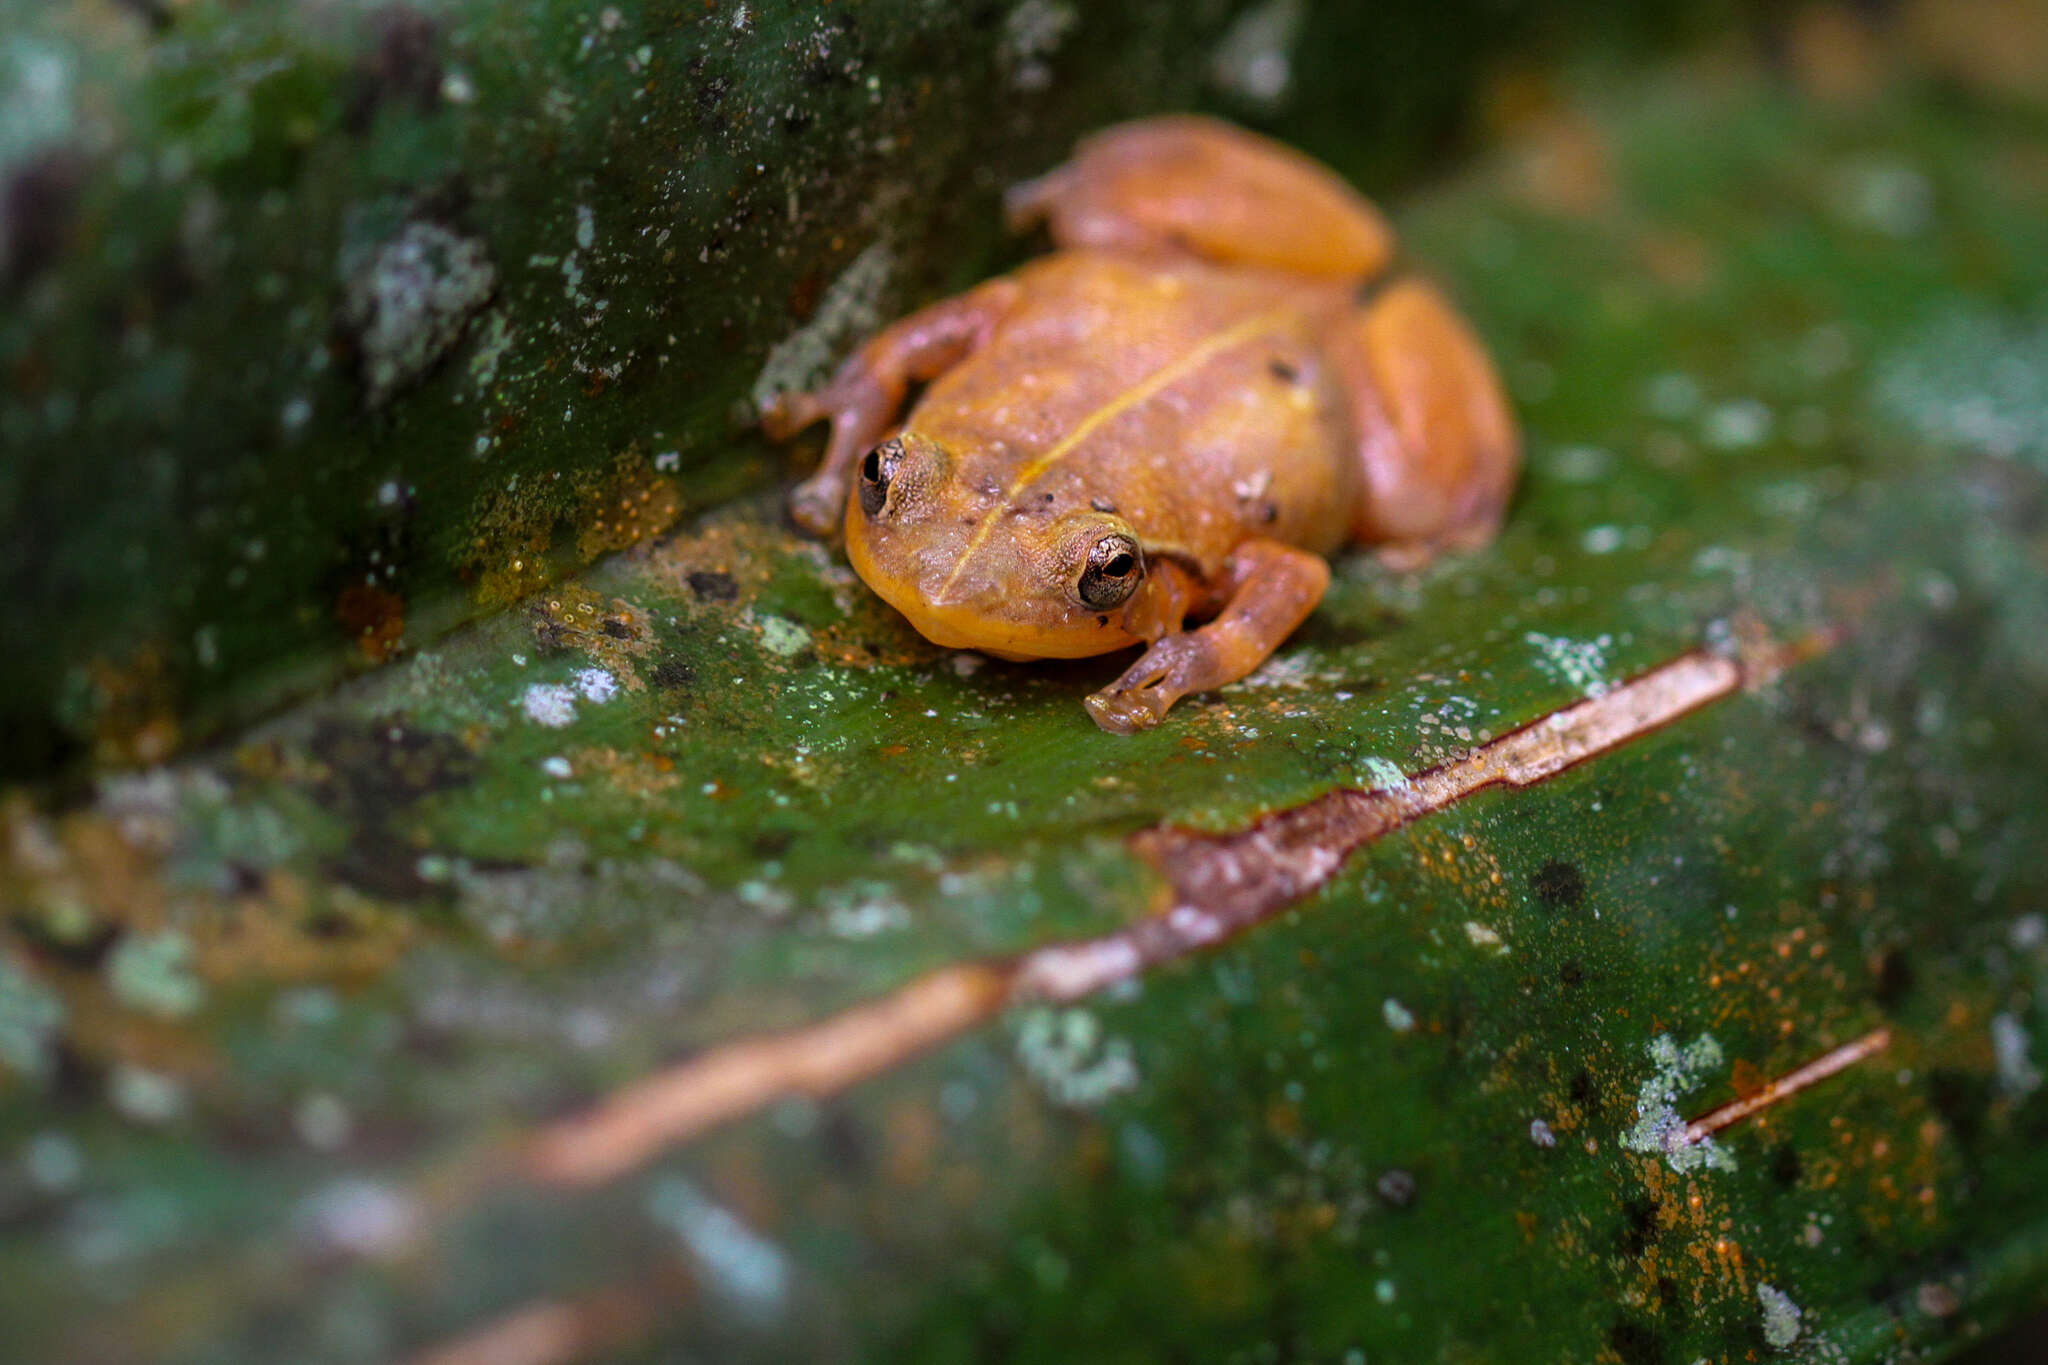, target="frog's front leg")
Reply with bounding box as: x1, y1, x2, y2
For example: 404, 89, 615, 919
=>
763, 279, 1020, 534
1006, 115, 1393, 283
1085, 540, 1330, 734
